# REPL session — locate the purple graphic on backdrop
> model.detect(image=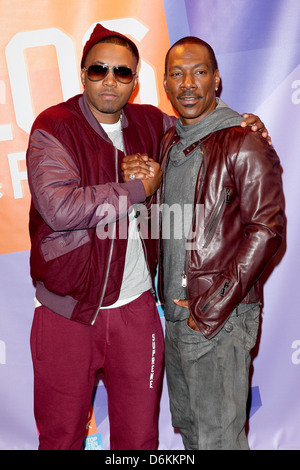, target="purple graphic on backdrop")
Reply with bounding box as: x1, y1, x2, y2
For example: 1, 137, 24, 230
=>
163, 0, 300, 112
248, 387, 262, 419
162, 0, 300, 450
